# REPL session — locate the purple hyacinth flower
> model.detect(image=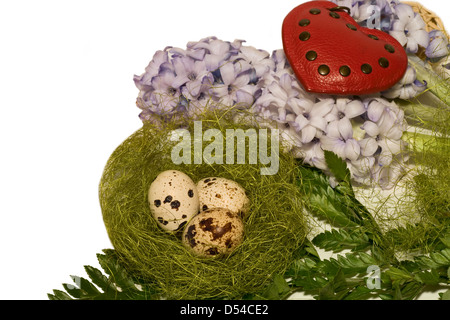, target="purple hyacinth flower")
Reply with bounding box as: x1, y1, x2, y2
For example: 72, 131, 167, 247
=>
297, 133, 328, 170
149, 70, 182, 112
322, 121, 361, 162
389, 3, 429, 53
292, 98, 334, 144
234, 46, 275, 78
325, 98, 366, 140
133, 50, 169, 90
426, 30, 450, 59
171, 56, 213, 100
188, 37, 241, 72
359, 98, 406, 166
210, 62, 255, 107
381, 65, 427, 99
